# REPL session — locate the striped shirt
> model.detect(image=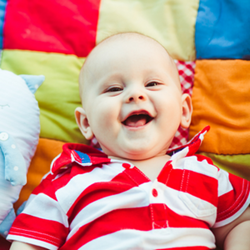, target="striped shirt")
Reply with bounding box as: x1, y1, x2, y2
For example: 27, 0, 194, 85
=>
7, 127, 250, 249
